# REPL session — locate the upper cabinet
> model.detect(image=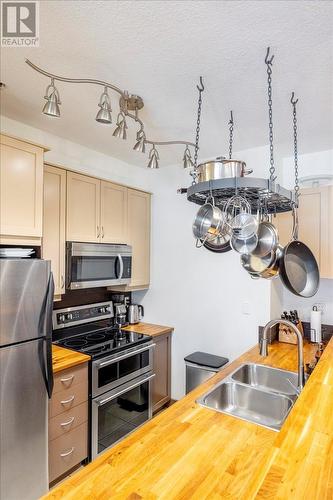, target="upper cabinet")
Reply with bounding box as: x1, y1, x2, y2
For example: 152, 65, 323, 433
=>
275, 186, 333, 278
127, 189, 151, 288
43, 165, 66, 297
66, 171, 101, 242
0, 134, 46, 244
100, 181, 128, 243
66, 171, 151, 289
